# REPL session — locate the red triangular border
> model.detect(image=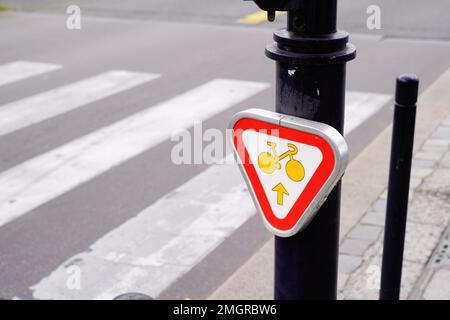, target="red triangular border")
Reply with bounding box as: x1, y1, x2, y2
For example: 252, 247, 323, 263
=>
233, 118, 335, 232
